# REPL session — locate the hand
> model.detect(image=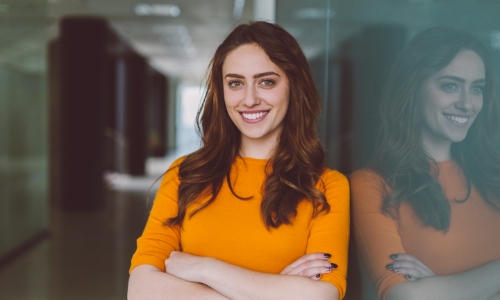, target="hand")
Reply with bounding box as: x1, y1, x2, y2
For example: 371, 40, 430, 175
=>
280, 252, 337, 280
165, 251, 209, 283
386, 253, 435, 281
